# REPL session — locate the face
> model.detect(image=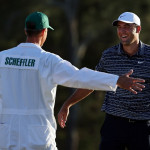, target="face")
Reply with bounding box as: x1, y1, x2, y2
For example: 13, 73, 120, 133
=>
117, 21, 140, 45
